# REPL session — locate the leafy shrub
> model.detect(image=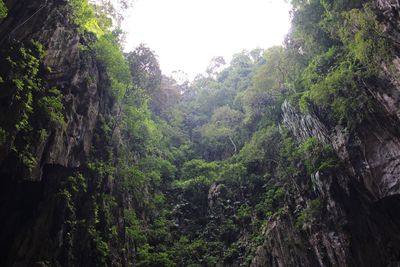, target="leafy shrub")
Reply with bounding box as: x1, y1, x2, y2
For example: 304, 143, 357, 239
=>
182, 159, 218, 180
339, 3, 392, 70
69, 0, 106, 36
137, 244, 174, 267
238, 126, 281, 173
174, 159, 219, 189
218, 163, 246, 184
0, 40, 67, 172
0, 0, 7, 19
173, 175, 212, 190
296, 198, 321, 229
137, 157, 177, 184
119, 166, 148, 192
38, 87, 64, 125
298, 137, 337, 175
255, 187, 286, 218
88, 227, 110, 264
93, 34, 132, 101
124, 209, 146, 245
237, 204, 252, 224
